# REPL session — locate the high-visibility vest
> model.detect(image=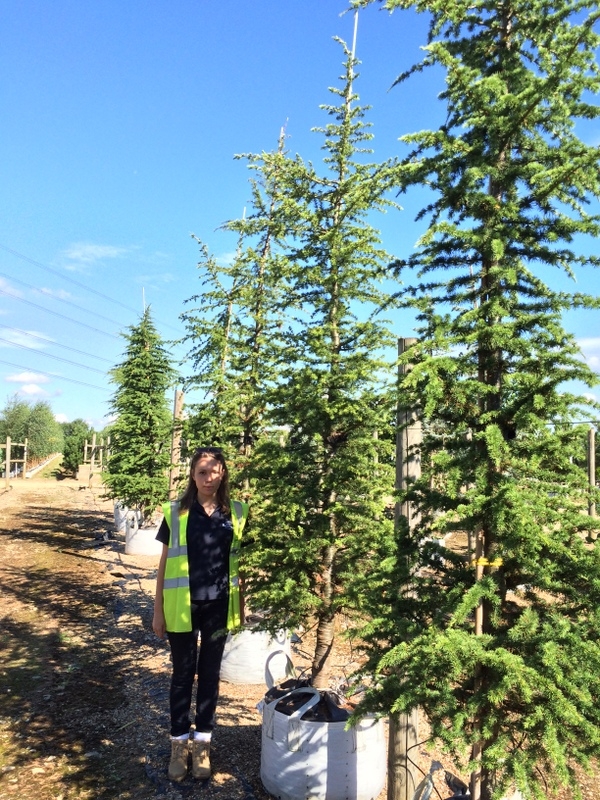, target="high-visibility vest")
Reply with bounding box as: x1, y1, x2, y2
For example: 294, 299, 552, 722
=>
161, 498, 249, 633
